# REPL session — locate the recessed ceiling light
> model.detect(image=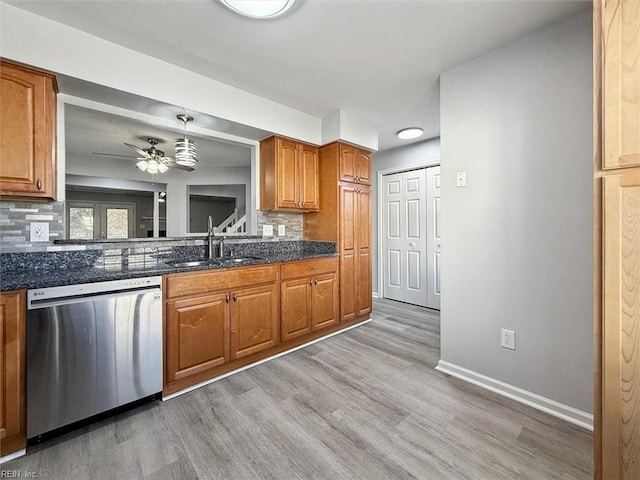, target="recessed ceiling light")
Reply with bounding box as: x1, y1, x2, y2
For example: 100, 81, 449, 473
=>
397, 127, 424, 140
219, 0, 296, 18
